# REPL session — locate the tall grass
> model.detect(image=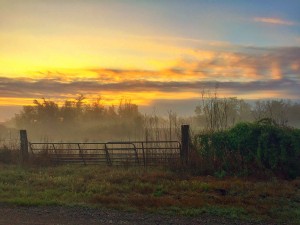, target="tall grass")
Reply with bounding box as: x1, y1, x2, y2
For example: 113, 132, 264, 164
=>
0, 138, 19, 164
